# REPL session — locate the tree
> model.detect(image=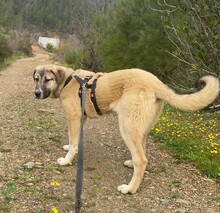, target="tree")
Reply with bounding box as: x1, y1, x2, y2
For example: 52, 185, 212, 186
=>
153, 0, 220, 87
89, 0, 175, 82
